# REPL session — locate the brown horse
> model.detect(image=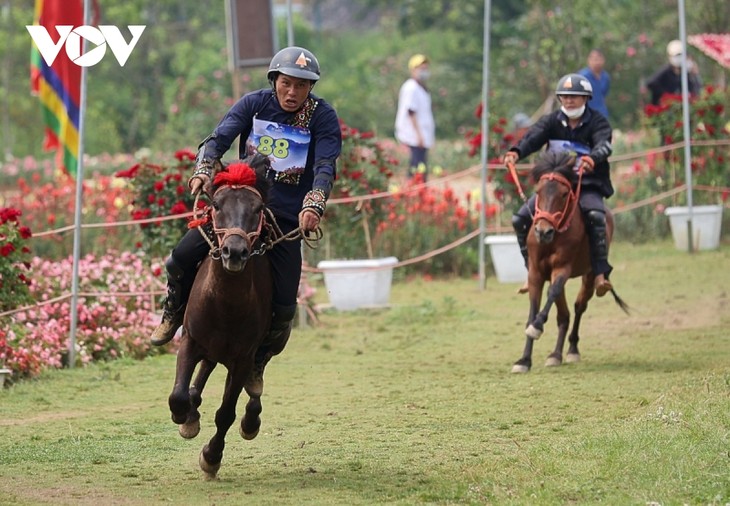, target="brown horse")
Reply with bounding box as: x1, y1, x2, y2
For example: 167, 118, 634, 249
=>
512, 151, 628, 374
166, 154, 279, 479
